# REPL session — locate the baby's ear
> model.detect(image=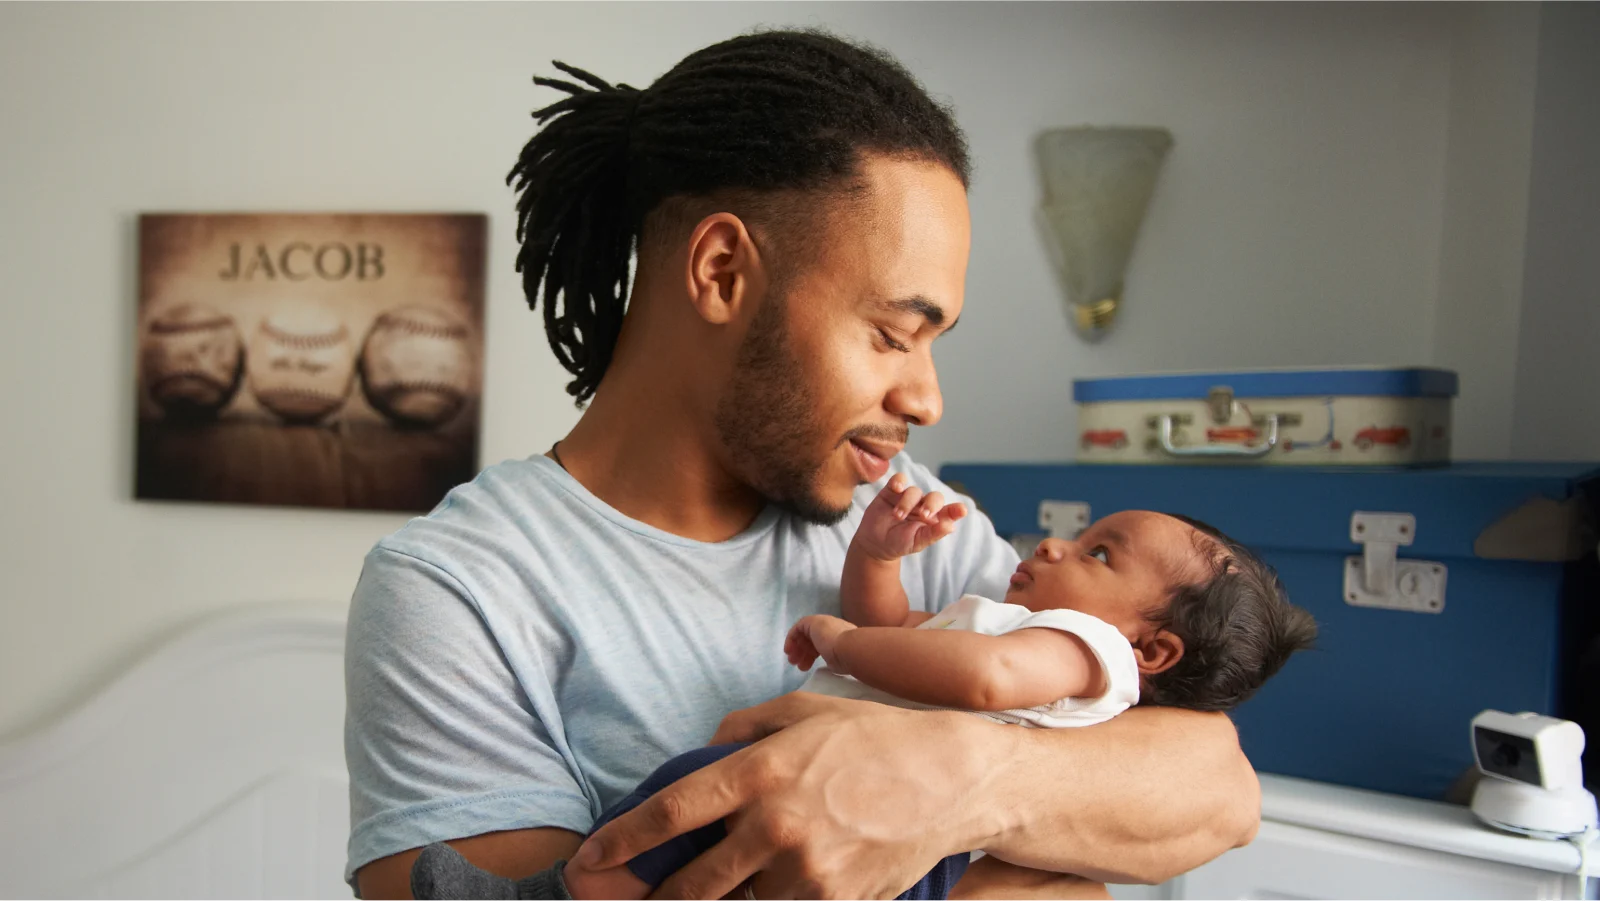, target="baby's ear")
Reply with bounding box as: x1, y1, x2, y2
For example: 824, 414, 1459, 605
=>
1132, 631, 1184, 676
